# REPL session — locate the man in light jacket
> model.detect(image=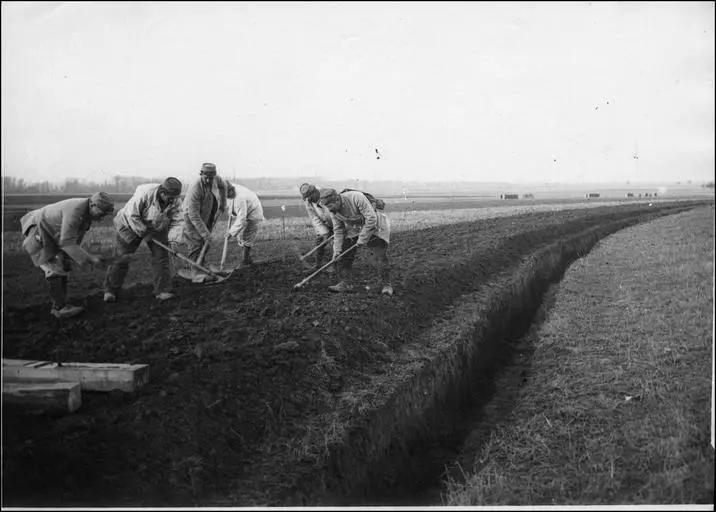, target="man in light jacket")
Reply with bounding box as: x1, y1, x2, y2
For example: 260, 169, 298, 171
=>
225, 182, 265, 265
20, 192, 115, 319
182, 162, 230, 265
103, 177, 183, 302
299, 183, 334, 272
319, 188, 393, 295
